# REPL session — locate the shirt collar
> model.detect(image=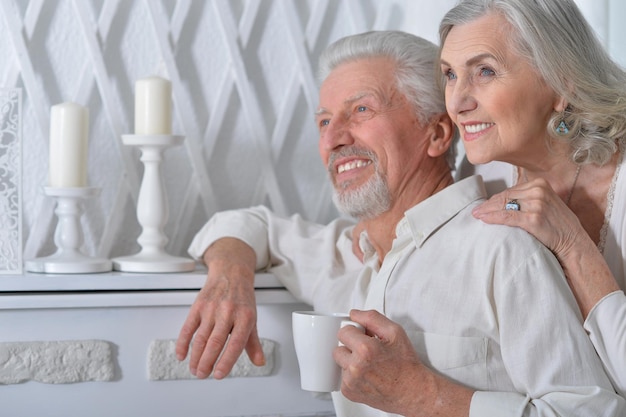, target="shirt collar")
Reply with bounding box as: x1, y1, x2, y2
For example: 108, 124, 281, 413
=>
358, 175, 487, 261
398, 175, 487, 247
